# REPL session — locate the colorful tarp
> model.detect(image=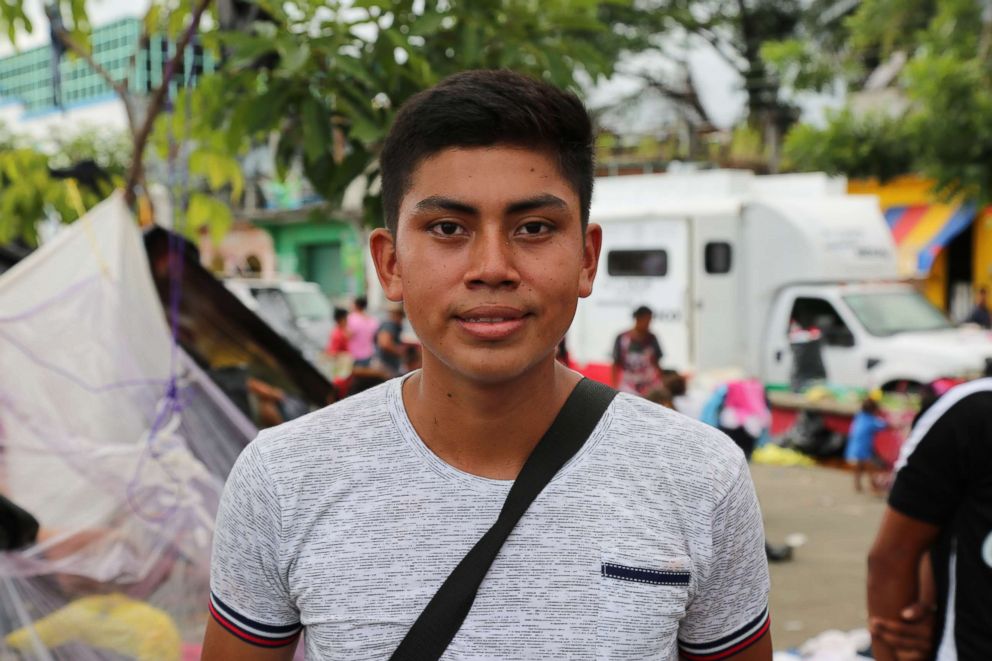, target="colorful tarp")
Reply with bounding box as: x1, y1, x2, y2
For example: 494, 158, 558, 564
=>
883, 201, 978, 277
